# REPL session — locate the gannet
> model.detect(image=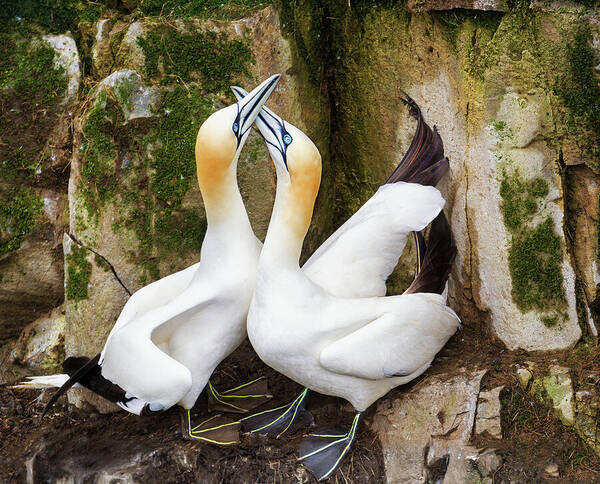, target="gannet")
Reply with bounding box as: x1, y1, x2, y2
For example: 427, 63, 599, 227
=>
231, 90, 460, 480
19, 75, 281, 444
